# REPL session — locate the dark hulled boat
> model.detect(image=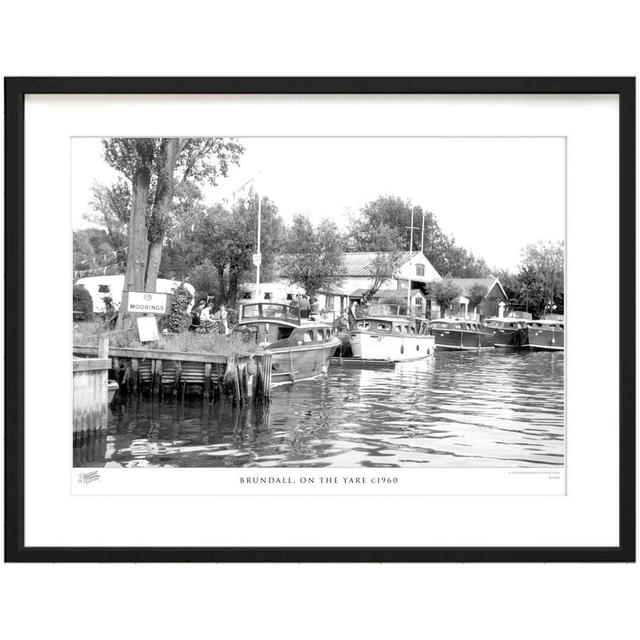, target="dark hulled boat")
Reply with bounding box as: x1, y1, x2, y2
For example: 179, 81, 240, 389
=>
517, 316, 564, 351
235, 302, 341, 385
428, 318, 495, 351
484, 317, 528, 348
